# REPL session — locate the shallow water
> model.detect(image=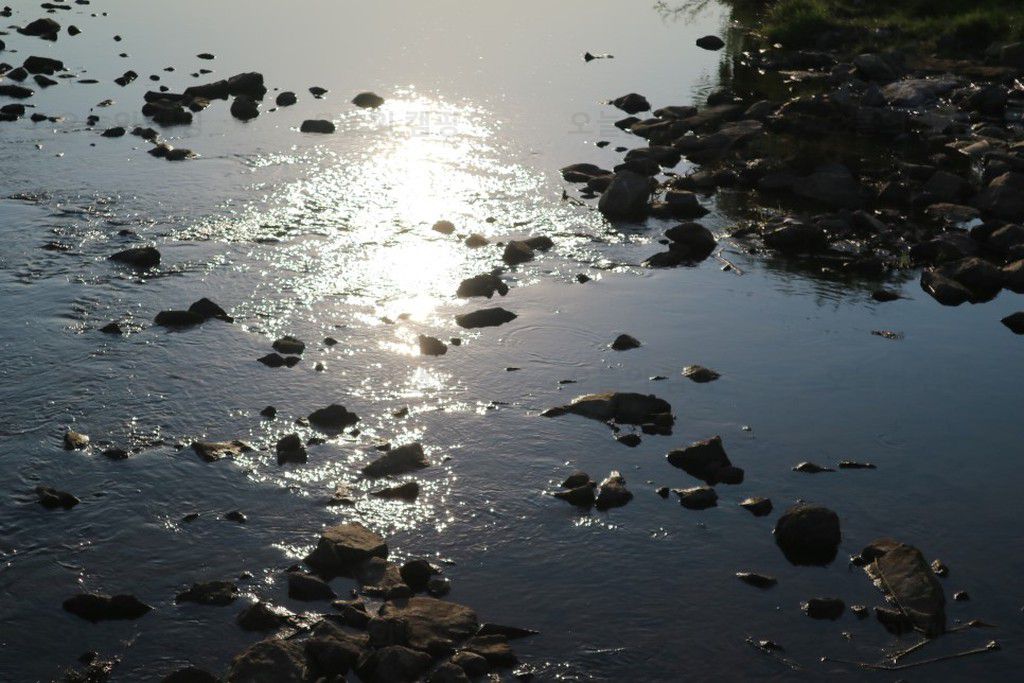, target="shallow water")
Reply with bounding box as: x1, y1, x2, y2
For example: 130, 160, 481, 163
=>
1, 1, 1022, 681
